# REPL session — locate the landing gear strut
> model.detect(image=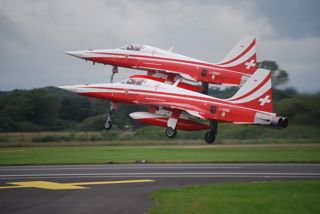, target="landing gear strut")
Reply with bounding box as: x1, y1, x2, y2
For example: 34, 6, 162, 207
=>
204, 120, 218, 144
201, 82, 209, 95
110, 66, 119, 83
104, 102, 117, 130
104, 112, 113, 130
166, 127, 177, 138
